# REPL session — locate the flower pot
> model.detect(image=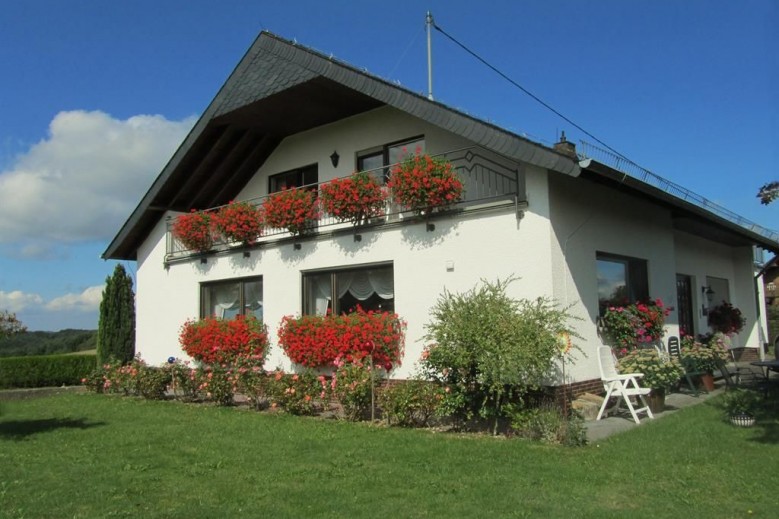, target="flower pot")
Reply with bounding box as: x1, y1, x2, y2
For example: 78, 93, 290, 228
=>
730, 413, 755, 427
648, 388, 666, 414
699, 372, 715, 392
